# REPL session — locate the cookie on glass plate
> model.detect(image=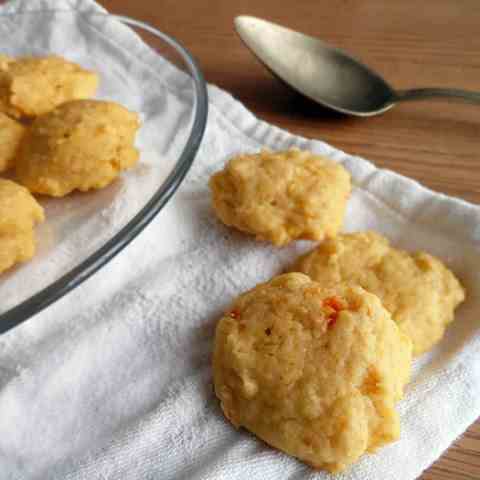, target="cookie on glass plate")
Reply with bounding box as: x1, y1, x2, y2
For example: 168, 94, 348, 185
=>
0, 111, 25, 172
0, 178, 44, 274
0, 55, 98, 118
16, 99, 140, 197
